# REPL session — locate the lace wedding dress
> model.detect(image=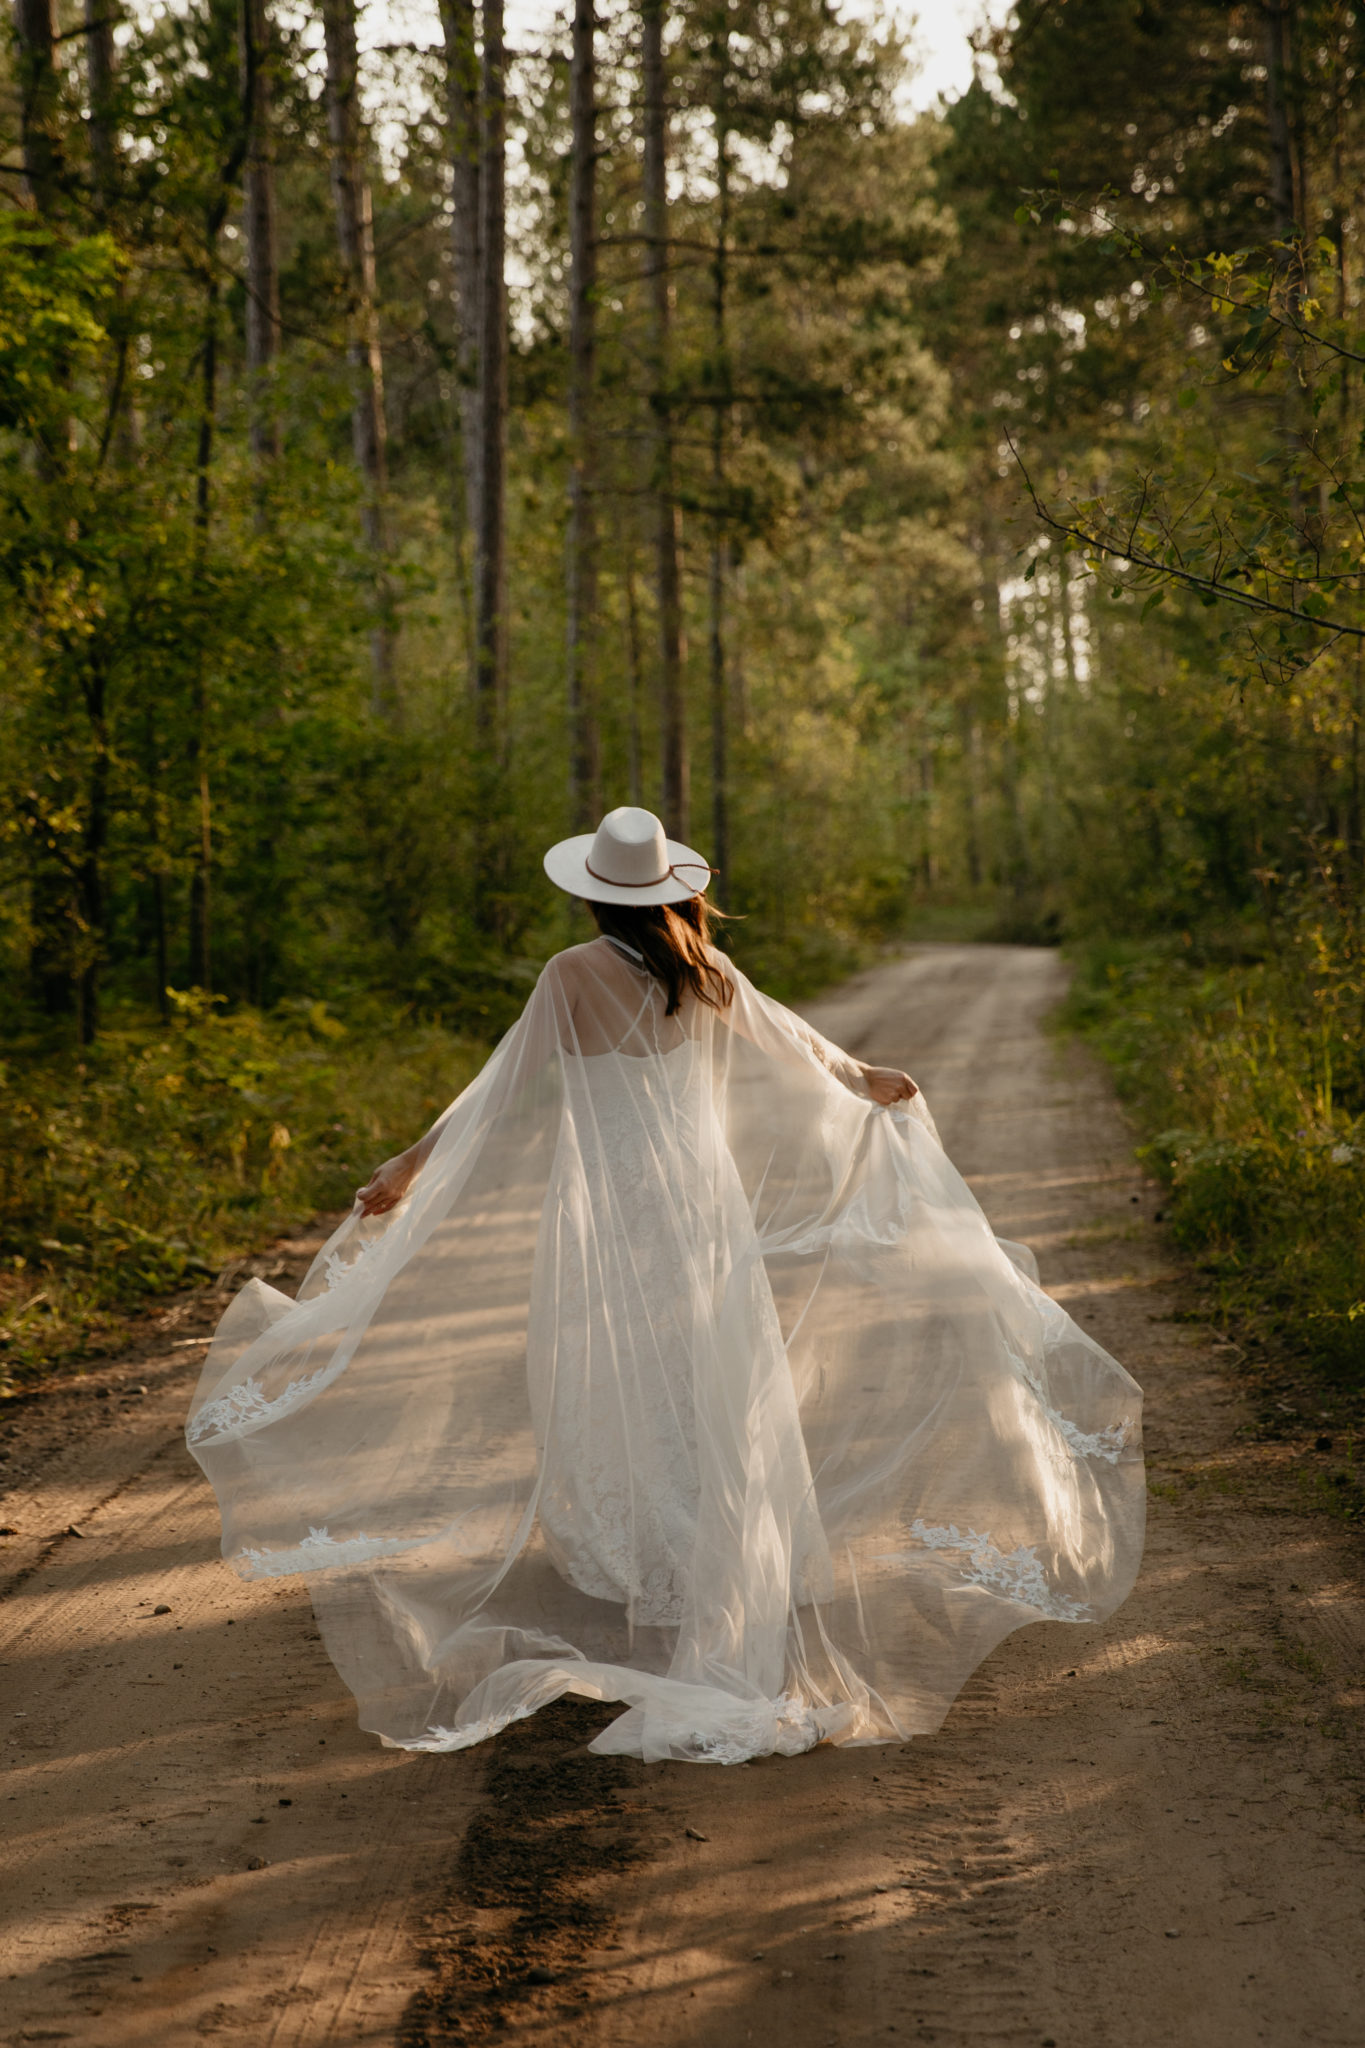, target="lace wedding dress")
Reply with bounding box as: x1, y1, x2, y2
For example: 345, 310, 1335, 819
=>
187, 940, 1145, 1764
